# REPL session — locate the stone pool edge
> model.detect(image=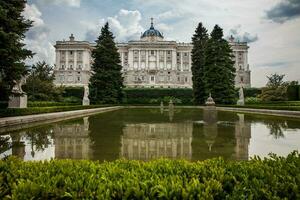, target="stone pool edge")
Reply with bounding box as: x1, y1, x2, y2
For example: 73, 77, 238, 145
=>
0, 106, 123, 130
126, 105, 300, 118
